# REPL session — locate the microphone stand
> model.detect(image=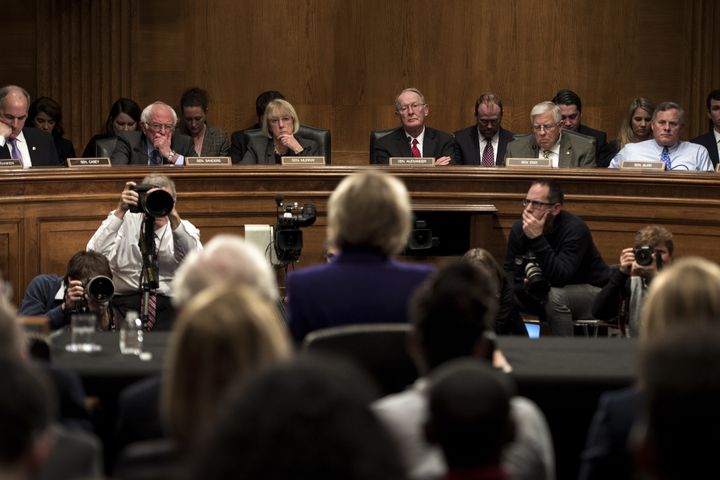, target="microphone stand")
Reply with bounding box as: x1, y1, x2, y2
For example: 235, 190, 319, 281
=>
139, 215, 159, 330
